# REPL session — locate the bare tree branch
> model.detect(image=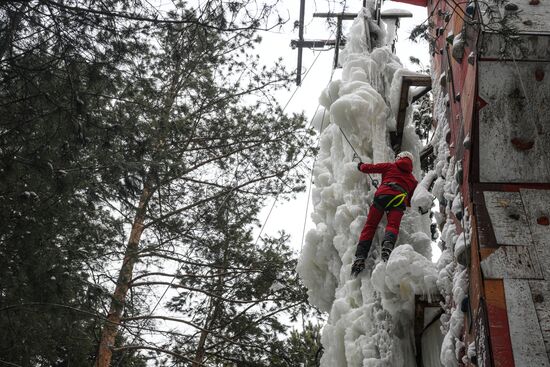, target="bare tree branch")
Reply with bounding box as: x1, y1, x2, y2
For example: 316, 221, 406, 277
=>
41, 0, 288, 32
